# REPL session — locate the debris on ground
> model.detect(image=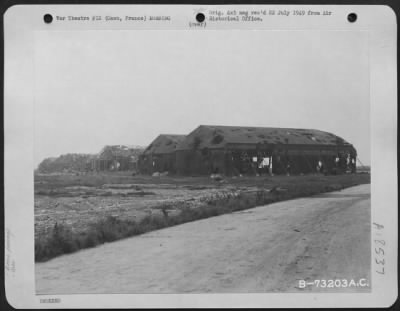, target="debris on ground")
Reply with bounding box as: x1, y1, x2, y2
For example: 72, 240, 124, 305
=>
270, 186, 289, 194
210, 174, 224, 182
